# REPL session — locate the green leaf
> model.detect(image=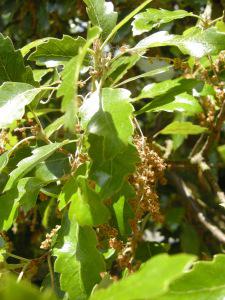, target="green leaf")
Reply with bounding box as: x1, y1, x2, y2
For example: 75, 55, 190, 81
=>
159, 121, 207, 135
90, 143, 139, 199
106, 54, 140, 86
158, 254, 225, 300
0, 152, 9, 173
0, 188, 19, 231
132, 8, 194, 36
143, 92, 202, 115
0, 82, 42, 128
20, 37, 49, 57
83, 0, 118, 39
80, 88, 134, 159
133, 27, 225, 58
90, 254, 195, 300
217, 144, 225, 162
34, 152, 71, 182
113, 182, 135, 237
4, 142, 67, 191
57, 27, 101, 132
137, 78, 202, 115
135, 79, 180, 101
54, 213, 105, 300
71, 176, 110, 226
181, 223, 200, 255
0, 177, 44, 230
0, 276, 57, 300
29, 35, 86, 67
44, 116, 65, 138
17, 177, 44, 213
0, 34, 36, 85
58, 163, 88, 210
